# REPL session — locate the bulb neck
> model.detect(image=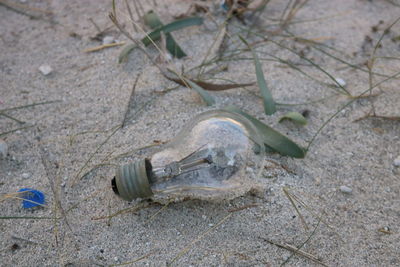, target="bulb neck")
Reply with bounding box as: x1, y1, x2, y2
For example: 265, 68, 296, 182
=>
113, 159, 154, 201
